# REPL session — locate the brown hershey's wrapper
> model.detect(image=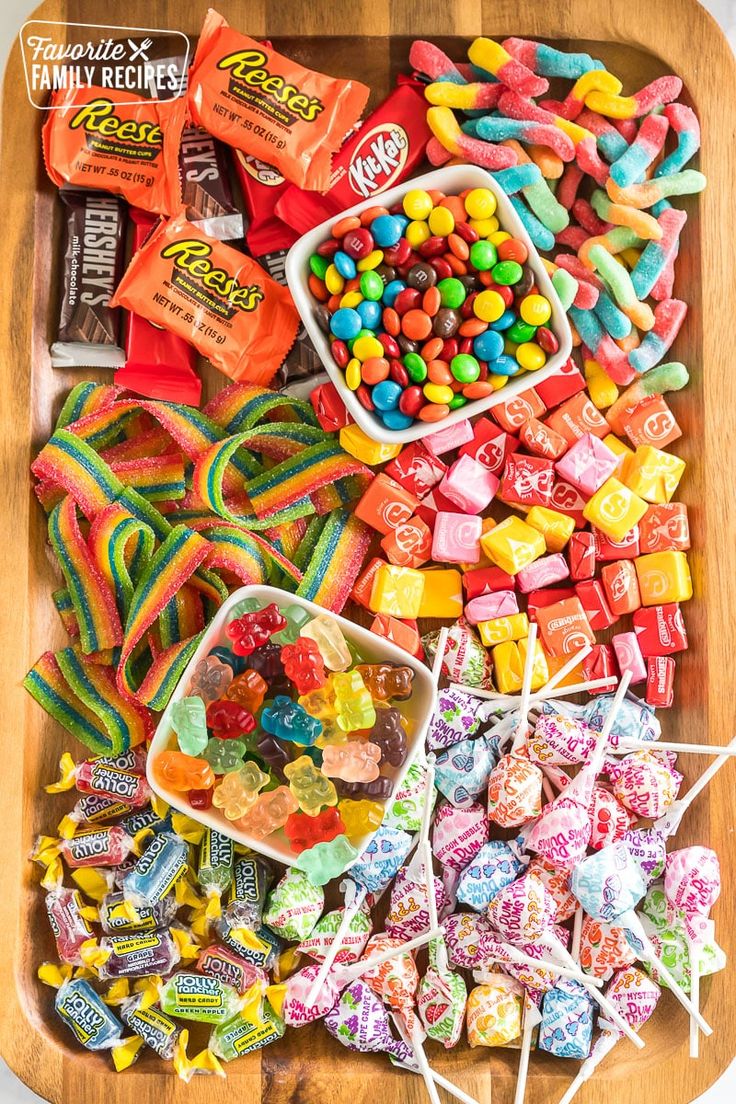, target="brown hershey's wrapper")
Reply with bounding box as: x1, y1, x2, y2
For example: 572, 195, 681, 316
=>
180, 125, 244, 241
51, 190, 126, 368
